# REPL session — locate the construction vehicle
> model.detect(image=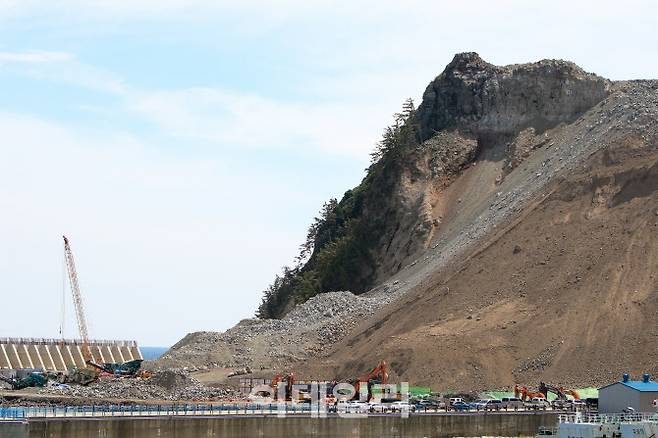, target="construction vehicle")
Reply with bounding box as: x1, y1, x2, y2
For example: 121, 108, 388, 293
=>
62, 236, 143, 383
353, 360, 389, 402
0, 373, 48, 390
514, 384, 547, 401
59, 367, 99, 386
538, 382, 580, 400
62, 236, 101, 385
88, 359, 145, 377
270, 373, 295, 401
